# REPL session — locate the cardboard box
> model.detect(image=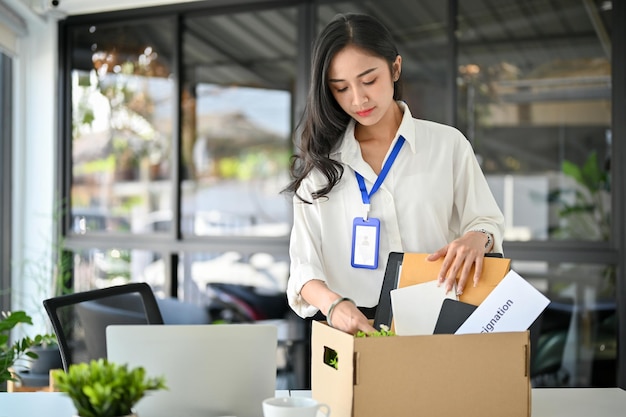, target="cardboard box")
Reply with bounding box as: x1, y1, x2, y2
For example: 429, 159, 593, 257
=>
311, 321, 531, 417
